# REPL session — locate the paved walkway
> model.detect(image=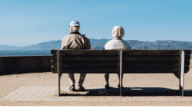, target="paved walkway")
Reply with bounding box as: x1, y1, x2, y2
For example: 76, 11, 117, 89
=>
1, 86, 192, 102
